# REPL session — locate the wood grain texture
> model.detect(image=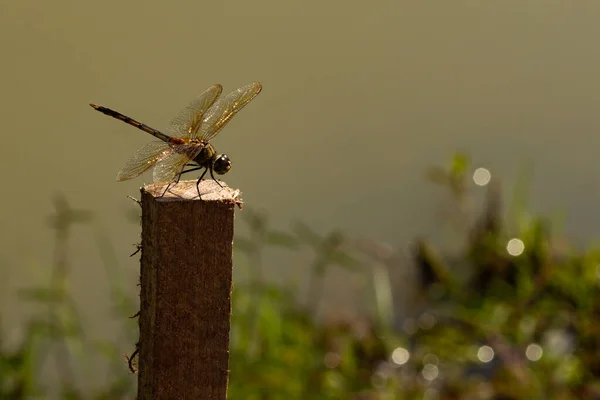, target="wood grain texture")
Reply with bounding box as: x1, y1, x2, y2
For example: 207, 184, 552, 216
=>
137, 180, 241, 400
